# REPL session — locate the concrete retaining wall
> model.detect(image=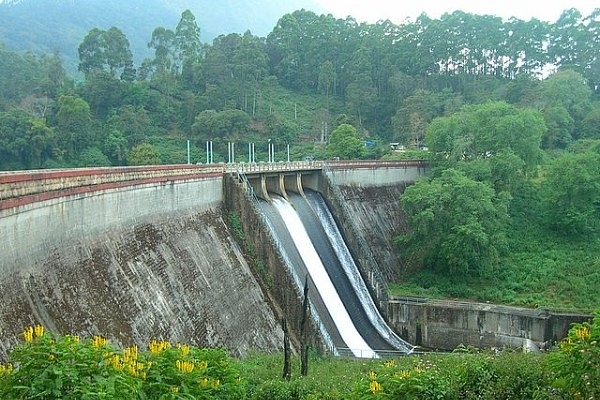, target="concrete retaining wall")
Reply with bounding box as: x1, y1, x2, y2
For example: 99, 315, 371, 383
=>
386, 299, 590, 350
